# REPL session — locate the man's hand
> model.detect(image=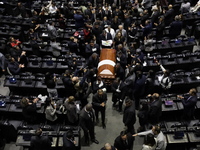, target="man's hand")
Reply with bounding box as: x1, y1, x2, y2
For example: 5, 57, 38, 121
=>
101, 102, 105, 107
33, 98, 39, 103
74, 38, 78, 43
19, 64, 25, 68
154, 23, 158, 26
155, 60, 160, 65
73, 141, 76, 145
132, 133, 138, 137
177, 95, 184, 99
148, 94, 151, 97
